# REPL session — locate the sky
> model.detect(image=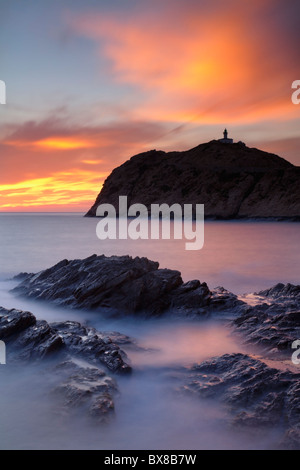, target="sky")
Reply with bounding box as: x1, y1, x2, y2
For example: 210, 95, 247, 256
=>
0, 0, 299, 212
